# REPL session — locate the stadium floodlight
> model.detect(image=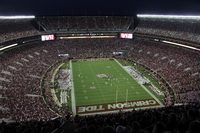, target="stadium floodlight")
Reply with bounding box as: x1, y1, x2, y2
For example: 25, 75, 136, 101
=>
161, 40, 200, 51
0, 15, 35, 19
0, 43, 18, 51
137, 14, 200, 20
